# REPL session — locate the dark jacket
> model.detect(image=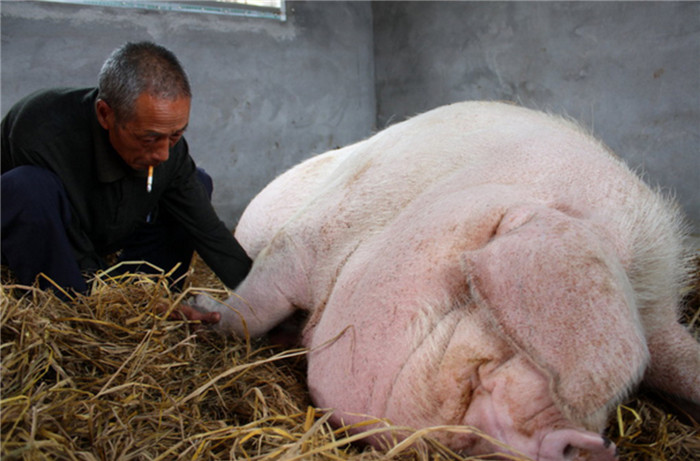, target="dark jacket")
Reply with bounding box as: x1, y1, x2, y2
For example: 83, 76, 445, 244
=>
1, 87, 251, 288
